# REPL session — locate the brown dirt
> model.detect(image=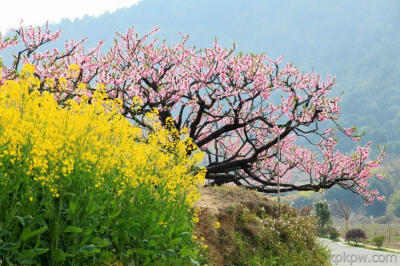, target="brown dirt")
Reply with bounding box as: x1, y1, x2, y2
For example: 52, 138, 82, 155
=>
195, 184, 276, 216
